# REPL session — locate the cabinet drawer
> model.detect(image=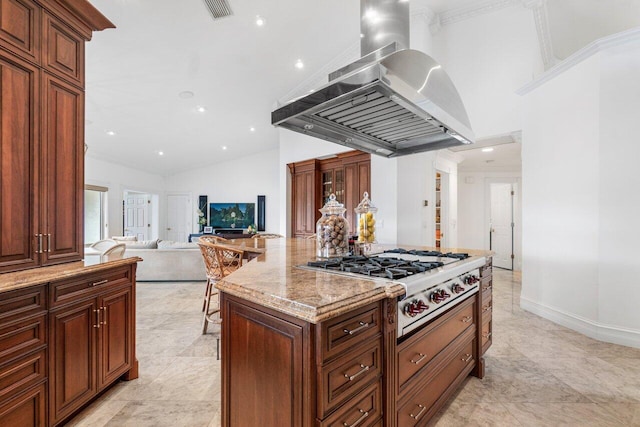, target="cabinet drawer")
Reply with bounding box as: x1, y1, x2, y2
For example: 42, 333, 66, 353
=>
480, 293, 492, 318
49, 267, 131, 307
42, 12, 84, 86
0, 349, 45, 403
397, 338, 475, 427
320, 380, 382, 427
0, 285, 46, 323
0, 315, 46, 364
319, 338, 381, 418
397, 297, 474, 392
481, 276, 492, 293
0, 0, 39, 62
0, 381, 46, 426
481, 319, 492, 355
320, 302, 381, 362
